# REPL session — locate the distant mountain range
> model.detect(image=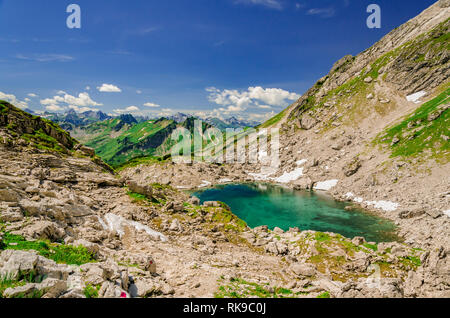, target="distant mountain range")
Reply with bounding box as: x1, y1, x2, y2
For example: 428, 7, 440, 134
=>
28, 110, 260, 167
41, 110, 260, 131
42, 109, 112, 131
167, 112, 259, 130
